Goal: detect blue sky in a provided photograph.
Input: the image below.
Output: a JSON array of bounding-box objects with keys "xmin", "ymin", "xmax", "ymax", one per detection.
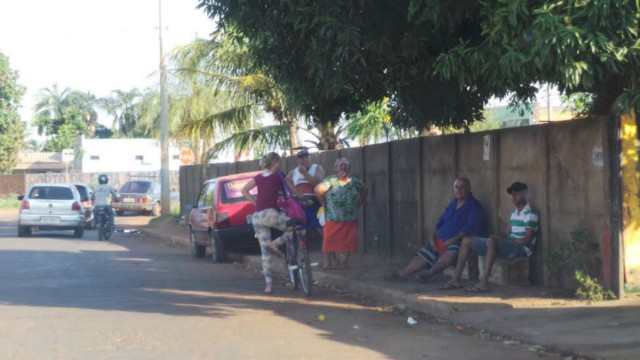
[{"xmin": 0, "ymin": 0, "xmax": 214, "ymax": 135}]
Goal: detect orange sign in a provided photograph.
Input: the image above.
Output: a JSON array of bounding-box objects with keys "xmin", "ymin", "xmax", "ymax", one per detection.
[{"xmin": 179, "ymin": 149, "xmax": 194, "ymax": 165}]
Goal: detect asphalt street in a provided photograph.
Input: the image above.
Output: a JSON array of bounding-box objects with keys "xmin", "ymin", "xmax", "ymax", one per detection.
[{"xmin": 0, "ymin": 212, "xmax": 558, "ymax": 359}]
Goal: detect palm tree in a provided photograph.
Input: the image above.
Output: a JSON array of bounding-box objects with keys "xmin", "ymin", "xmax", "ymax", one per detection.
[
  {"xmin": 134, "ymin": 88, "xmax": 162, "ymax": 138},
  {"xmin": 33, "ymin": 84, "xmax": 71, "ymax": 136},
  {"xmin": 65, "ymin": 90, "xmax": 98, "ymax": 137},
  {"xmin": 99, "ymin": 89, "xmax": 142, "ymax": 137},
  {"xmin": 171, "ymin": 37, "xmax": 302, "ymax": 155},
  {"xmin": 170, "ymin": 68, "xmax": 256, "ymax": 165},
  {"xmin": 346, "ymin": 98, "xmax": 418, "ymax": 145}
]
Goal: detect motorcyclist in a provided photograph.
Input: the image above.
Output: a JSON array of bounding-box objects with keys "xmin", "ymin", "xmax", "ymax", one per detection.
[{"xmin": 92, "ymin": 174, "xmax": 118, "ymax": 229}]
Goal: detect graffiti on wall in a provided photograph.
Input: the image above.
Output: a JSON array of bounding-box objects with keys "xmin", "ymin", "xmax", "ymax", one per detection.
[{"xmin": 25, "ymin": 171, "xmax": 180, "ymax": 192}]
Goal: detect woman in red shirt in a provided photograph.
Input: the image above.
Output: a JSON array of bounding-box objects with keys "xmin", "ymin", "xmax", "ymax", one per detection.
[{"xmin": 241, "ymin": 152, "xmax": 304, "ymax": 293}]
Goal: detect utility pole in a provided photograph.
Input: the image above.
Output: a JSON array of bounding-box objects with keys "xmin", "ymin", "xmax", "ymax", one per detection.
[{"xmin": 159, "ymin": 0, "xmax": 170, "ymax": 215}]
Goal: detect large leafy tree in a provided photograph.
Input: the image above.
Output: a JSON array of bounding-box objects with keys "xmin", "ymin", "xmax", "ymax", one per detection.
[
  {"xmin": 196, "ymin": 0, "xmax": 491, "ymax": 134},
  {"xmin": 198, "ymin": 0, "xmax": 640, "ymax": 134},
  {"xmin": 431, "ymin": 0, "xmax": 640, "ymax": 117},
  {"xmin": 0, "ymin": 52, "xmax": 26, "ymax": 173}
]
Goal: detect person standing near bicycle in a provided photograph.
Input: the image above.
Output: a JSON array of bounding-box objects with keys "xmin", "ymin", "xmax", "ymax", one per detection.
[
  {"xmin": 241, "ymin": 152, "xmax": 306, "ymax": 294},
  {"xmin": 92, "ymin": 174, "xmax": 117, "ymax": 228},
  {"xmin": 315, "ymin": 157, "xmax": 367, "ymax": 270},
  {"xmin": 286, "ymin": 149, "xmax": 325, "ymax": 242}
]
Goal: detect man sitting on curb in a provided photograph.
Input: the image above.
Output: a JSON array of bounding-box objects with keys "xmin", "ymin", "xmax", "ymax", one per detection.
[
  {"xmin": 441, "ymin": 181, "xmax": 539, "ymax": 292},
  {"xmin": 385, "ymin": 177, "xmax": 487, "ymax": 283}
]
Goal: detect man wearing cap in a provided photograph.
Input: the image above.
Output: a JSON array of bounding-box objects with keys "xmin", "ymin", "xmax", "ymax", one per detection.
[
  {"xmin": 287, "ymin": 149, "xmax": 326, "ymax": 238},
  {"xmin": 442, "ymin": 181, "xmax": 539, "ymax": 292}
]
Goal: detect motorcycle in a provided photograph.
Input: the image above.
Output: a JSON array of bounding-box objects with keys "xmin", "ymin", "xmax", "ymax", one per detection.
[{"xmin": 94, "ymin": 205, "xmax": 113, "ymax": 241}]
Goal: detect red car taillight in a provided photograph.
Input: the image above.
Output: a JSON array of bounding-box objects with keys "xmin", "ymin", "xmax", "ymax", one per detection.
[
  {"xmin": 136, "ymin": 197, "xmax": 150, "ymax": 204},
  {"xmin": 215, "ymin": 213, "xmax": 230, "ymax": 229},
  {"xmin": 71, "ymin": 202, "xmax": 81, "ymax": 211},
  {"xmin": 21, "ymin": 200, "xmax": 30, "ymax": 210}
]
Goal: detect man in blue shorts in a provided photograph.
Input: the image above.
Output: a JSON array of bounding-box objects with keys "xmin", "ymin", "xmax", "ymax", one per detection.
[
  {"xmin": 441, "ymin": 181, "xmax": 539, "ymax": 292},
  {"xmin": 385, "ymin": 177, "xmax": 487, "ymax": 282}
]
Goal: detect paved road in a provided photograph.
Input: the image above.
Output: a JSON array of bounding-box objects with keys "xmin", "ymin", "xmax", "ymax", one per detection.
[{"xmin": 0, "ymin": 212, "xmax": 558, "ymax": 359}]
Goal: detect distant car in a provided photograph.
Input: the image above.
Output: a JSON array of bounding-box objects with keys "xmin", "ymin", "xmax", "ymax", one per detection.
[
  {"xmin": 188, "ymin": 171, "xmax": 261, "ymax": 263},
  {"xmin": 17, "ymin": 183, "xmax": 85, "ymax": 238},
  {"xmin": 74, "ymin": 183, "xmax": 94, "ymax": 229},
  {"xmin": 113, "ymin": 180, "xmax": 161, "ymax": 216}
]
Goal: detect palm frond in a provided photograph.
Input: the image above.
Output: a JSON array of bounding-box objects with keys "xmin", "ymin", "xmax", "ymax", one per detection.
[
  {"xmin": 172, "ymin": 105, "xmax": 254, "ymax": 142},
  {"xmin": 205, "ymin": 125, "xmax": 291, "ymax": 163}
]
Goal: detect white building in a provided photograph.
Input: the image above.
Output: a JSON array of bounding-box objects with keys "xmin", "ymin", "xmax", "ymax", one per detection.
[{"xmin": 75, "ymin": 136, "xmax": 186, "ymax": 173}]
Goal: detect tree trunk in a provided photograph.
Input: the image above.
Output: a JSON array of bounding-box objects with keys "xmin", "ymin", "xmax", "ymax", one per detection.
[
  {"xmin": 286, "ymin": 113, "xmax": 300, "ymax": 155},
  {"xmin": 317, "ymin": 121, "xmax": 340, "ymax": 150},
  {"xmin": 198, "ymin": 138, "xmax": 210, "ymax": 184},
  {"xmin": 592, "ymin": 75, "xmax": 625, "ymax": 116}
]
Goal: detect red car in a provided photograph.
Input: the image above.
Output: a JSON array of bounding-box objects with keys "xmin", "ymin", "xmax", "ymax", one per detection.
[{"xmin": 188, "ymin": 171, "xmax": 261, "ymax": 262}]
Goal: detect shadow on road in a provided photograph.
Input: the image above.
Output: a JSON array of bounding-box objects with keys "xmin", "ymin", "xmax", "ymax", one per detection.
[{"xmin": 1, "ymin": 219, "xmax": 638, "ymax": 359}]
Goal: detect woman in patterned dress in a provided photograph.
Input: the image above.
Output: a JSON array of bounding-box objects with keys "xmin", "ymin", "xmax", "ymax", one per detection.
[{"xmin": 315, "ymin": 158, "xmax": 367, "ymax": 269}]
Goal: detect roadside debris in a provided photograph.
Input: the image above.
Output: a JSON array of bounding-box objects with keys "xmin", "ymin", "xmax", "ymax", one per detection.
[{"xmin": 113, "ymin": 228, "xmax": 140, "ymax": 234}]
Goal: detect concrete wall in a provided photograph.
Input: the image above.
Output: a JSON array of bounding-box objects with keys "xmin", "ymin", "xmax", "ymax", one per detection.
[{"xmin": 179, "ymin": 117, "xmax": 615, "ymax": 286}]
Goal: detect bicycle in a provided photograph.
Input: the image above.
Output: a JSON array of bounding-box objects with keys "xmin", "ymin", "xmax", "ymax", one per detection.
[{"xmin": 282, "ymin": 219, "xmax": 314, "ymax": 297}]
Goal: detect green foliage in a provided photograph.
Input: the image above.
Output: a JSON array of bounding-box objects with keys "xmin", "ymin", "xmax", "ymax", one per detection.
[
  {"xmin": 170, "ymin": 36, "xmax": 305, "ymax": 151},
  {"xmin": 0, "ymin": 193, "xmax": 20, "ymax": 209},
  {"xmin": 167, "ymin": 42, "xmax": 260, "ymax": 163},
  {"xmin": 197, "ymin": 0, "xmax": 489, "ymax": 132},
  {"xmin": 33, "ymin": 84, "xmax": 100, "ymax": 151},
  {"xmin": 205, "ymin": 124, "xmax": 291, "ymax": 162},
  {"xmin": 562, "ymin": 92, "xmax": 595, "ymax": 119},
  {"xmin": 444, "ymin": 109, "xmax": 503, "ymax": 134},
  {"xmin": 544, "ymin": 223, "xmax": 613, "ymax": 301},
  {"xmin": 197, "ymin": 0, "xmax": 640, "ymax": 134},
  {"xmin": 575, "ymin": 270, "xmax": 615, "ymax": 302},
  {"xmin": 99, "ymin": 89, "xmax": 144, "ymax": 137},
  {"xmin": 432, "ymin": 0, "xmax": 640, "ymax": 115},
  {"xmin": 0, "ymin": 52, "xmax": 26, "ymax": 174},
  {"xmin": 346, "ymin": 98, "xmax": 419, "ymax": 145}
]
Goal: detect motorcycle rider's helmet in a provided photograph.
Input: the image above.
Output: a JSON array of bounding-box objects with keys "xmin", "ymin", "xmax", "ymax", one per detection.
[{"xmin": 98, "ymin": 174, "xmax": 109, "ymax": 185}]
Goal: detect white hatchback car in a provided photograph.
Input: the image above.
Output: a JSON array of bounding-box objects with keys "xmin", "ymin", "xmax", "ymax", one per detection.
[{"xmin": 18, "ymin": 183, "xmax": 86, "ymax": 238}]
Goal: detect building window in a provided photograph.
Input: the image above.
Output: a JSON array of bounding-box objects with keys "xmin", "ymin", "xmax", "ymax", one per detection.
[{"xmin": 90, "ymin": 155, "xmax": 100, "ymax": 160}]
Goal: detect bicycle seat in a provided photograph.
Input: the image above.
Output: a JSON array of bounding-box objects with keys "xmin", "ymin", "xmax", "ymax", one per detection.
[{"xmin": 286, "ymin": 219, "xmax": 304, "ymax": 227}]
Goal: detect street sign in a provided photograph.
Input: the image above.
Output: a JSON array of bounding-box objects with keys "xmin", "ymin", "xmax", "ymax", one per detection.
[
  {"xmin": 179, "ymin": 148, "xmax": 194, "ymax": 165},
  {"xmin": 62, "ymin": 149, "xmax": 74, "ymax": 163}
]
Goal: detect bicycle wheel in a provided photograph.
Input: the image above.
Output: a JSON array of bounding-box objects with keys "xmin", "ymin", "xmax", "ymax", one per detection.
[
  {"xmin": 297, "ymin": 233, "xmax": 313, "ymax": 297},
  {"xmin": 284, "ymin": 240, "xmax": 300, "ymax": 290}
]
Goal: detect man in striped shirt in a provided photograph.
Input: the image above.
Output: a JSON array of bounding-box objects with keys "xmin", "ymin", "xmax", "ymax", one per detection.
[{"xmin": 441, "ymin": 181, "xmax": 539, "ymax": 292}]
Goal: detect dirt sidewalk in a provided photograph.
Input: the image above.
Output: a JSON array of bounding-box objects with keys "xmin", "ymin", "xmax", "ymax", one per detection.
[{"xmin": 141, "ymin": 218, "xmax": 640, "ymax": 360}]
